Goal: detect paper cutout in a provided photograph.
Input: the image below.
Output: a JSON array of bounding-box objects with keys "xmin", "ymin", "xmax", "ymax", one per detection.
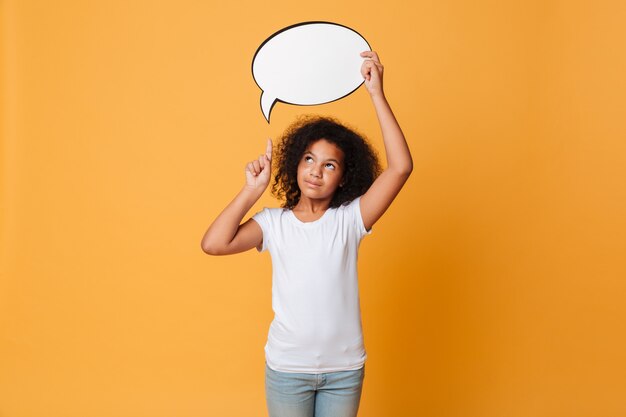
[{"xmin": 252, "ymin": 21, "xmax": 372, "ymax": 123}]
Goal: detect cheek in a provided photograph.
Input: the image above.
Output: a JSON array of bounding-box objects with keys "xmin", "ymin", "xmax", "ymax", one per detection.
[
  {"xmin": 334, "ymin": 168, "xmax": 345, "ymax": 182},
  {"xmin": 329, "ymin": 172, "xmax": 343, "ymax": 187},
  {"xmin": 296, "ymin": 164, "xmax": 306, "ymax": 178}
]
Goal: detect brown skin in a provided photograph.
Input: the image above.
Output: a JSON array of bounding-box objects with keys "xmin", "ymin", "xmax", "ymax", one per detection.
[{"xmin": 292, "ymin": 139, "xmax": 345, "ymax": 222}]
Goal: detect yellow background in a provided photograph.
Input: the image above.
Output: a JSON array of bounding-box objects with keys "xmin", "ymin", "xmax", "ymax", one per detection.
[{"xmin": 2, "ymin": 0, "xmax": 625, "ymax": 416}]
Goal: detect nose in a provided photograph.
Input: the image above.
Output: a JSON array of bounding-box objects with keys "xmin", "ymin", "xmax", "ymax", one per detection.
[{"xmin": 310, "ymin": 163, "xmax": 322, "ymax": 178}]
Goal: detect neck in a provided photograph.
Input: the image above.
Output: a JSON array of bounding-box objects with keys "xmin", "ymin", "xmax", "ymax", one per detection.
[{"xmin": 293, "ymin": 195, "xmax": 331, "ymax": 213}]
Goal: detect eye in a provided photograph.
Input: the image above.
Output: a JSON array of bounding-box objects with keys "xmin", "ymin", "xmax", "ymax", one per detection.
[
  {"xmin": 325, "ymin": 163, "xmax": 336, "ymax": 170},
  {"xmin": 304, "ymin": 156, "xmax": 313, "ymax": 163}
]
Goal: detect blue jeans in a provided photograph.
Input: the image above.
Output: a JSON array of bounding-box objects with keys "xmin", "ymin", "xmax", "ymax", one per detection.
[{"xmin": 265, "ymin": 362, "xmax": 365, "ymax": 417}]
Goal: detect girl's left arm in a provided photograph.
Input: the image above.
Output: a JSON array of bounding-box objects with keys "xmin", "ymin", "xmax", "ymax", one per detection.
[{"xmin": 359, "ymin": 51, "xmax": 413, "ymax": 230}]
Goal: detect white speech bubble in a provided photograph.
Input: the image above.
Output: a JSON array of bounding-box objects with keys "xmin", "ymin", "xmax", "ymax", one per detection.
[{"xmin": 252, "ymin": 21, "xmax": 371, "ymax": 123}]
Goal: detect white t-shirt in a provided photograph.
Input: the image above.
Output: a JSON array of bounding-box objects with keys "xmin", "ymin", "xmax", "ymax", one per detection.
[{"xmin": 252, "ymin": 196, "xmax": 371, "ymax": 373}]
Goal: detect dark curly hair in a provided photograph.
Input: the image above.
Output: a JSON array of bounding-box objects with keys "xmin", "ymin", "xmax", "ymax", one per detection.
[{"xmin": 272, "ymin": 114, "xmax": 382, "ymax": 209}]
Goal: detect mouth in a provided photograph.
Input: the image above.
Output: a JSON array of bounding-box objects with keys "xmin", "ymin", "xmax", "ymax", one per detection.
[{"xmin": 304, "ymin": 180, "xmax": 322, "ymax": 188}]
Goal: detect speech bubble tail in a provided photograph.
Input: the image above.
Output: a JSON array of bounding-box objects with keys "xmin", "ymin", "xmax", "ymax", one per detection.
[{"xmin": 260, "ymin": 92, "xmax": 277, "ymax": 123}]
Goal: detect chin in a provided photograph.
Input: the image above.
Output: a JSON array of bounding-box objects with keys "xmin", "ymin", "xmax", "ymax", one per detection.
[{"xmin": 301, "ymin": 189, "xmax": 338, "ymax": 202}]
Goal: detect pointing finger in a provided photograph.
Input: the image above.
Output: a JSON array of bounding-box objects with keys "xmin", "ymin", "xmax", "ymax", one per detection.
[{"xmin": 266, "ymin": 138, "xmax": 273, "ymax": 160}]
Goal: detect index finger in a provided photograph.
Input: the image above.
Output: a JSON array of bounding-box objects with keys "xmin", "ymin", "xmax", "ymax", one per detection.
[{"xmin": 265, "ymin": 138, "xmax": 273, "ymax": 160}]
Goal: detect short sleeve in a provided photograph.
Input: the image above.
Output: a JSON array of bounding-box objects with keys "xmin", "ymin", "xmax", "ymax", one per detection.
[
  {"xmin": 251, "ymin": 208, "xmax": 269, "ymax": 253},
  {"xmin": 350, "ymin": 196, "xmax": 372, "ymax": 239}
]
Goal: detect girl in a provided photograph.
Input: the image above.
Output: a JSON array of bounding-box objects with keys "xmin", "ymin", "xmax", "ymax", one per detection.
[{"xmin": 201, "ymin": 51, "xmax": 412, "ymax": 417}]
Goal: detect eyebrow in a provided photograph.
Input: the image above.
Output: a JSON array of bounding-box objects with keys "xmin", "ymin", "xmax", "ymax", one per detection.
[{"xmin": 304, "ymin": 151, "xmax": 341, "ymax": 164}]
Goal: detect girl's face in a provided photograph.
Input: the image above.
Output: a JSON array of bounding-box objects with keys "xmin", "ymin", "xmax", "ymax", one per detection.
[{"xmin": 296, "ymin": 139, "xmax": 345, "ymax": 202}]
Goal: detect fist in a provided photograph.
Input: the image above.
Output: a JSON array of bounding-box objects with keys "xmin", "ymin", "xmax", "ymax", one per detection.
[
  {"xmin": 245, "ymin": 138, "xmax": 273, "ymax": 192},
  {"xmin": 360, "ymin": 50, "xmax": 384, "ymax": 96}
]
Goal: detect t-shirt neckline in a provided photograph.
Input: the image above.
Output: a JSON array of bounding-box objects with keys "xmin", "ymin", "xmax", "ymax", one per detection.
[{"xmin": 287, "ymin": 206, "xmax": 333, "ymax": 227}]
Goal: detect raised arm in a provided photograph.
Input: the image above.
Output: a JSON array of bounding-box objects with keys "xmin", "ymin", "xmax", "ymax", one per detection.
[
  {"xmin": 200, "ymin": 139, "xmax": 272, "ymax": 255},
  {"xmin": 359, "ymin": 51, "xmax": 413, "ymax": 231}
]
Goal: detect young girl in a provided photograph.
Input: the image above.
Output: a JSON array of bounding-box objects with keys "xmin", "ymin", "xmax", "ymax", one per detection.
[{"xmin": 201, "ymin": 51, "xmax": 412, "ymax": 417}]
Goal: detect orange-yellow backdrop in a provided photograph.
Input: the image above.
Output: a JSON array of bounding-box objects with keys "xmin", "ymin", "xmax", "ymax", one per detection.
[{"xmin": 2, "ymin": 1, "xmax": 625, "ymax": 416}]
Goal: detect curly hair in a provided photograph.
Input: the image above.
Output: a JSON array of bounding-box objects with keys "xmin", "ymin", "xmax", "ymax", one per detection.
[{"xmin": 272, "ymin": 114, "xmax": 382, "ymax": 209}]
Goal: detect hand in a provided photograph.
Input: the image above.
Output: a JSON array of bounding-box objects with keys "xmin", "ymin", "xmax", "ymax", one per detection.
[
  {"xmin": 360, "ymin": 51, "xmax": 384, "ymax": 97},
  {"xmin": 244, "ymin": 138, "xmax": 273, "ymax": 193}
]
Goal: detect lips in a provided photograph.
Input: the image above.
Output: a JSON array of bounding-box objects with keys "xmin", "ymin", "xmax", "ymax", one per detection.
[{"xmin": 304, "ymin": 180, "xmax": 322, "ymax": 187}]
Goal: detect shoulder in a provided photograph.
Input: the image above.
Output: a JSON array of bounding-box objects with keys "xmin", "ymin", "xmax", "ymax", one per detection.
[
  {"xmin": 335, "ymin": 196, "xmax": 371, "ymax": 236},
  {"xmin": 252, "ymin": 206, "xmax": 289, "ymax": 224},
  {"xmin": 263, "ymin": 207, "xmax": 289, "ymax": 217},
  {"xmin": 254, "ymin": 206, "xmax": 287, "ymax": 215},
  {"xmin": 336, "ymin": 196, "xmax": 362, "ymax": 213},
  {"xmin": 331, "ymin": 196, "xmax": 362, "ymax": 223}
]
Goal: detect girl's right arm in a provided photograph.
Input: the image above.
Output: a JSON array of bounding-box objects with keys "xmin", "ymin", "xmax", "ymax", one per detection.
[{"xmin": 200, "ymin": 139, "xmax": 272, "ymax": 256}]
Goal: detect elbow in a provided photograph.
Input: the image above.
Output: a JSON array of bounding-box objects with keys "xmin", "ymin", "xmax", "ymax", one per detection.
[
  {"xmin": 200, "ymin": 242, "xmax": 214, "ymax": 255},
  {"xmin": 402, "ymin": 161, "xmax": 413, "ymax": 177},
  {"xmin": 201, "ymin": 241, "xmax": 225, "ymax": 256},
  {"xmin": 392, "ymin": 161, "xmax": 413, "ymax": 179}
]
